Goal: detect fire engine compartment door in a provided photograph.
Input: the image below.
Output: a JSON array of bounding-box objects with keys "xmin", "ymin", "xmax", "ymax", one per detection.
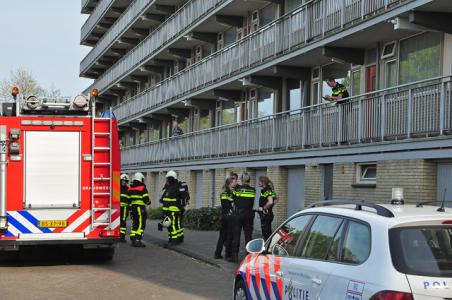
[{"xmin": 25, "ymin": 131, "xmax": 80, "ymax": 208}]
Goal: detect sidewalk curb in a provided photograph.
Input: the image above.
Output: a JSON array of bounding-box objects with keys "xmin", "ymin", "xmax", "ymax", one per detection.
[{"xmin": 143, "ymin": 233, "xmax": 236, "ymax": 274}]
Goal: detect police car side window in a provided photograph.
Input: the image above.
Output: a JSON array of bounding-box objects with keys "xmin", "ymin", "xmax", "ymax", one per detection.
[
  {"xmin": 268, "ymin": 215, "xmax": 311, "ymax": 257},
  {"xmin": 341, "ymin": 221, "xmax": 371, "ymax": 264},
  {"xmin": 301, "ymin": 215, "xmax": 344, "ymax": 260}
]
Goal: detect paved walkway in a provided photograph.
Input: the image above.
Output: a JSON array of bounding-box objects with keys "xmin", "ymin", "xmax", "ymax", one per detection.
[{"xmin": 143, "ymin": 220, "xmax": 259, "ymax": 274}]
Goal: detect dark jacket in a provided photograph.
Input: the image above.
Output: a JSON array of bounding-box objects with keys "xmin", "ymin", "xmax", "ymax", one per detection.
[
  {"xmin": 232, "ymin": 184, "xmax": 256, "ymax": 212},
  {"xmin": 259, "ymin": 186, "xmax": 276, "ymax": 211},
  {"xmin": 220, "ymin": 190, "xmax": 234, "ymax": 216},
  {"xmin": 128, "ymin": 181, "xmax": 150, "ymax": 206},
  {"xmin": 120, "ymin": 184, "xmax": 130, "ymax": 207},
  {"xmin": 161, "ymin": 181, "xmax": 182, "ymax": 213}
]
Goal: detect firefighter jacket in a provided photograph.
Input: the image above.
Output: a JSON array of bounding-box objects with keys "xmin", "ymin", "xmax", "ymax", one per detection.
[
  {"xmin": 161, "ymin": 181, "xmax": 182, "ymax": 213},
  {"xmin": 120, "ymin": 185, "xmax": 130, "ymax": 207},
  {"xmin": 128, "ymin": 181, "xmax": 151, "ymax": 206},
  {"xmin": 232, "ymin": 184, "xmax": 256, "ymax": 213}
]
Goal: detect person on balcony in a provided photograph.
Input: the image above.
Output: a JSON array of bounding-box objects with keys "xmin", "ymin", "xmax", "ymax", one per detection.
[
  {"xmin": 324, "ymin": 77, "xmax": 350, "ymax": 103},
  {"xmin": 171, "ymin": 119, "xmax": 184, "ymax": 137}
]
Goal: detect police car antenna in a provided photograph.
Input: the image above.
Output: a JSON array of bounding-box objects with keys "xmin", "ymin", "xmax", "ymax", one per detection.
[{"xmin": 438, "ymin": 188, "xmax": 447, "ymax": 212}]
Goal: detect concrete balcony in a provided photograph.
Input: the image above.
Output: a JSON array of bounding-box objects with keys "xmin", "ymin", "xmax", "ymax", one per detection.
[
  {"xmin": 120, "ymin": 76, "xmax": 452, "ymax": 168},
  {"xmin": 81, "ymin": 0, "xmax": 98, "ymax": 14},
  {"xmin": 81, "ymin": 0, "xmax": 130, "ymax": 46},
  {"xmin": 113, "ymin": 0, "xmax": 430, "ymax": 124},
  {"xmin": 80, "ymin": 0, "xmax": 162, "ymax": 76},
  {"xmin": 88, "ymin": 0, "xmax": 233, "ymax": 92}
]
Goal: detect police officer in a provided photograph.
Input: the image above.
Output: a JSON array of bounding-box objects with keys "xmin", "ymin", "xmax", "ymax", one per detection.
[
  {"xmin": 128, "ymin": 172, "xmax": 151, "ymax": 247},
  {"xmin": 257, "ymin": 176, "xmax": 276, "ymax": 241},
  {"xmin": 324, "ymin": 77, "xmax": 350, "ymax": 103},
  {"xmin": 120, "ymin": 174, "xmax": 130, "ymax": 242},
  {"xmin": 214, "ymin": 177, "xmax": 236, "ymax": 260},
  {"xmin": 231, "ymin": 172, "xmax": 256, "ymax": 262},
  {"xmin": 161, "ymin": 170, "xmax": 184, "ymax": 246}
]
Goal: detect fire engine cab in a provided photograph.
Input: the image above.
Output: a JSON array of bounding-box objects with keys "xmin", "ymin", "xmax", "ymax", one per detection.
[{"xmin": 0, "ymin": 87, "xmax": 120, "ymax": 258}]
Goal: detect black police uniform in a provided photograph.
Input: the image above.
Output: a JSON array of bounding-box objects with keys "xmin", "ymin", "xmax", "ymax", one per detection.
[
  {"xmin": 214, "ymin": 190, "xmax": 234, "ymax": 259},
  {"xmin": 332, "ymin": 82, "xmax": 350, "ymax": 101},
  {"xmin": 128, "ymin": 181, "xmax": 150, "ymax": 246},
  {"xmin": 161, "ymin": 181, "xmax": 184, "ymax": 244},
  {"xmin": 231, "ymin": 184, "xmax": 256, "ymax": 261},
  {"xmin": 120, "ymin": 184, "xmax": 130, "ymax": 240},
  {"xmin": 259, "ymin": 186, "xmax": 276, "ymax": 241}
]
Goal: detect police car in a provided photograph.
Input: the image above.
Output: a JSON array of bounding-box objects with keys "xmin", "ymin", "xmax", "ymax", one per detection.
[{"xmin": 234, "ymin": 196, "xmax": 452, "ymax": 300}]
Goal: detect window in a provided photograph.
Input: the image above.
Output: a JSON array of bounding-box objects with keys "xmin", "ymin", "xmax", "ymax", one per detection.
[
  {"xmin": 356, "ymin": 163, "xmax": 377, "ymax": 184},
  {"xmin": 386, "ymin": 60, "xmax": 398, "ymax": 88},
  {"xmin": 286, "ymin": 0, "xmax": 305, "ymax": 12},
  {"xmin": 221, "ymin": 107, "xmax": 235, "ymax": 125},
  {"xmin": 352, "ymin": 69, "xmax": 361, "ymax": 96},
  {"xmin": 381, "ymin": 41, "xmax": 396, "ymax": 59},
  {"xmin": 390, "ymin": 226, "xmax": 452, "ymax": 277},
  {"xmin": 199, "ymin": 110, "xmax": 211, "ymax": 130},
  {"xmin": 399, "ymin": 32, "xmax": 441, "ymax": 84},
  {"xmin": 235, "ymin": 105, "xmax": 241, "ymax": 123},
  {"xmin": 257, "ymin": 88, "xmax": 274, "ymax": 118},
  {"xmin": 312, "ymin": 82, "xmax": 320, "ymax": 105},
  {"xmin": 289, "ymin": 86, "xmax": 302, "ymax": 112},
  {"xmin": 301, "ymin": 215, "xmax": 344, "ymax": 260},
  {"xmin": 268, "ymin": 215, "xmax": 312, "ymax": 257},
  {"xmin": 342, "ymin": 221, "xmax": 371, "ymax": 264}
]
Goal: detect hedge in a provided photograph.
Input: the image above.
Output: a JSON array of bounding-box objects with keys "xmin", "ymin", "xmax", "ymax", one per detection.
[
  {"xmin": 148, "ymin": 207, "xmax": 164, "ymax": 220},
  {"xmin": 183, "ymin": 207, "xmax": 221, "ymax": 231}
]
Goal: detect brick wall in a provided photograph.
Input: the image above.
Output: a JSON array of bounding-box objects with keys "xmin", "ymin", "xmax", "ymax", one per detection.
[
  {"xmin": 305, "ymin": 164, "xmax": 321, "ymax": 207},
  {"xmin": 201, "ymin": 169, "xmax": 213, "ymax": 207},
  {"xmin": 333, "ymin": 159, "xmax": 437, "ymax": 204},
  {"xmin": 214, "ymin": 168, "xmax": 227, "ymax": 207},
  {"xmin": 267, "ymin": 166, "xmax": 288, "ymax": 228}
]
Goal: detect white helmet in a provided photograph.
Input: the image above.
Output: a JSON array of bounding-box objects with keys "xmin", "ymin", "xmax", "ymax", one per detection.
[
  {"xmin": 166, "ymin": 170, "xmax": 178, "ymax": 180},
  {"xmin": 161, "ymin": 216, "xmax": 171, "ymax": 228},
  {"xmin": 120, "ymin": 174, "xmax": 129, "ymax": 181},
  {"xmin": 132, "ymin": 172, "xmax": 145, "ymax": 183}
]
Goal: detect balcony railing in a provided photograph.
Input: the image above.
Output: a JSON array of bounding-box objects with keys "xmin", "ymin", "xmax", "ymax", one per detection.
[
  {"xmin": 81, "ymin": 0, "xmax": 115, "ymax": 42},
  {"xmin": 121, "ymin": 76, "xmax": 452, "ymax": 166},
  {"xmin": 113, "ymin": 0, "xmax": 411, "ymax": 123},
  {"xmin": 81, "ymin": 0, "xmax": 156, "ymax": 73},
  {"xmin": 90, "ymin": 0, "xmax": 232, "ymax": 92}
]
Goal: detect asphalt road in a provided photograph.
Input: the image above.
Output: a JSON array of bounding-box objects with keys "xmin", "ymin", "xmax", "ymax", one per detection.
[{"xmin": 0, "ymin": 241, "xmax": 233, "ymax": 300}]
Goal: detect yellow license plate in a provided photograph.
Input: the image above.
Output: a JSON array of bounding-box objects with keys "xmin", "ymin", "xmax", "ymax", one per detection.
[{"xmin": 39, "ymin": 220, "xmax": 68, "ymax": 228}]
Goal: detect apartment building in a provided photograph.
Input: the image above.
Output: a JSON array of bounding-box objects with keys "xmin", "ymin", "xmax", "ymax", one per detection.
[{"xmin": 81, "ymin": 0, "xmax": 452, "ymax": 227}]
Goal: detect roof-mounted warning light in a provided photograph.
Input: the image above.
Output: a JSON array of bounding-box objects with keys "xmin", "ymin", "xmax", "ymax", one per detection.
[
  {"xmin": 11, "ymin": 86, "xmax": 20, "ymax": 99},
  {"xmin": 391, "ymin": 187, "xmax": 404, "ymax": 205},
  {"xmin": 91, "ymin": 89, "xmax": 99, "ymax": 98}
]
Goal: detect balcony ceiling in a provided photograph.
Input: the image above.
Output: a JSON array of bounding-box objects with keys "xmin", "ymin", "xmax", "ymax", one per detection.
[{"xmin": 220, "ymin": 0, "xmax": 269, "ymax": 17}]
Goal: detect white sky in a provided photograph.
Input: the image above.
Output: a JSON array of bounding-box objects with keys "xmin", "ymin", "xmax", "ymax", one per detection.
[{"xmin": 0, "ymin": 0, "xmax": 93, "ymax": 96}]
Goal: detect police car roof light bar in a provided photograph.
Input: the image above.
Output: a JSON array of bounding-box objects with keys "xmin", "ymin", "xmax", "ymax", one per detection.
[{"xmin": 309, "ymin": 200, "xmax": 395, "ymax": 218}]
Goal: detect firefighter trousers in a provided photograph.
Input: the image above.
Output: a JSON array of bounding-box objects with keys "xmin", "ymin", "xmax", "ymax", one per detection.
[
  {"xmin": 167, "ymin": 211, "xmax": 184, "ymax": 242},
  {"xmin": 130, "ymin": 204, "xmax": 147, "ymax": 241},
  {"xmin": 120, "ymin": 204, "xmax": 129, "ymax": 237},
  {"xmin": 232, "ymin": 212, "xmax": 254, "ymax": 256},
  {"xmin": 259, "ymin": 210, "xmax": 274, "ymax": 241},
  {"xmin": 215, "ymin": 215, "xmax": 233, "ymax": 258}
]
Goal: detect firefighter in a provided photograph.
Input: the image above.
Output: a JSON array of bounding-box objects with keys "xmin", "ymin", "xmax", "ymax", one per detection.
[
  {"xmin": 120, "ymin": 174, "xmax": 130, "ymax": 242},
  {"xmin": 128, "ymin": 172, "xmax": 151, "ymax": 247},
  {"xmin": 161, "ymin": 170, "xmax": 185, "ymax": 246},
  {"xmin": 214, "ymin": 177, "xmax": 236, "ymax": 260},
  {"xmin": 257, "ymin": 176, "xmax": 277, "ymax": 241},
  {"xmin": 231, "ymin": 172, "xmax": 256, "ymax": 262}
]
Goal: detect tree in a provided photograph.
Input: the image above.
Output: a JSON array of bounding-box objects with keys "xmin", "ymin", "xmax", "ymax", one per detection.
[
  {"xmin": 45, "ymin": 83, "xmax": 62, "ymax": 99},
  {"xmin": 0, "ymin": 68, "xmax": 45, "ymax": 99}
]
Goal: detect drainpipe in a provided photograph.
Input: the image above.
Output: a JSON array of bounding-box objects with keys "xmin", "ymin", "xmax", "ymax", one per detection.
[{"xmin": 0, "ymin": 126, "xmax": 8, "ymax": 234}]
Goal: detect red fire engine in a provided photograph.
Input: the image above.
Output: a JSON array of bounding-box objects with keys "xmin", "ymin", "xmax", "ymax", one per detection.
[{"xmin": 0, "ymin": 87, "xmax": 120, "ymax": 258}]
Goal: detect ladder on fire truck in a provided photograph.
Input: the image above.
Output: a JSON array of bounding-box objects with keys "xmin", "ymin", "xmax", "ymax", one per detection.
[{"xmin": 90, "ymin": 106, "xmax": 113, "ymax": 229}]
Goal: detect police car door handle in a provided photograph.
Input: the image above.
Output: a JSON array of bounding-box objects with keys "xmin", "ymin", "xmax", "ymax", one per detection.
[
  {"xmin": 311, "ymin": 277, "xmax": 322, "ymax": 285},
  {"xmin": 276, "ymin": 271, "xmax": 284, "ymax": 277}
]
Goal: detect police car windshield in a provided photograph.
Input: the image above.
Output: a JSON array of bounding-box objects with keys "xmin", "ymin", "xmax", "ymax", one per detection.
[{"xmin": 389, "ymin": 226, "xmax": 452, "ymax": 277}]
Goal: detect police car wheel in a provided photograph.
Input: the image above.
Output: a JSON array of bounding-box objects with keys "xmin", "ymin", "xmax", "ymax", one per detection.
[{"xmin": 234, "ymin": 280, "xmax": 248, "ymax": 300}]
